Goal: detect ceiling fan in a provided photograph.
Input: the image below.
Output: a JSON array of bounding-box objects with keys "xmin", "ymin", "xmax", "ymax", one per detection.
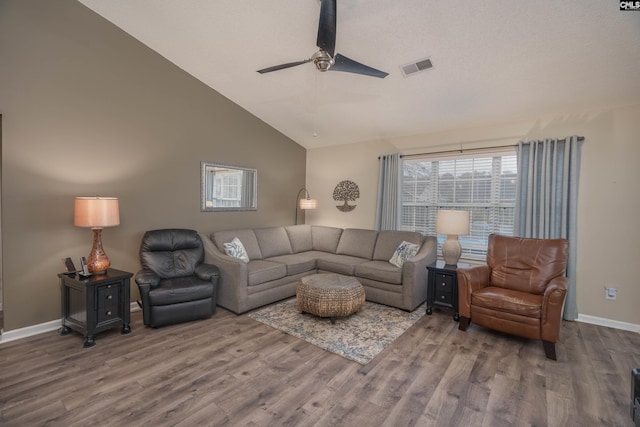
[{"xmin": 257, "ymin": 0, "xmax": 388, "ymax": 78}]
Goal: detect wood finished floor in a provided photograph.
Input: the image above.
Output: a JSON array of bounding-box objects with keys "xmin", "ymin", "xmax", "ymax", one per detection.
[{"xmin": 1, "ymin": 306, "xmax": 638, "ymax": 427}]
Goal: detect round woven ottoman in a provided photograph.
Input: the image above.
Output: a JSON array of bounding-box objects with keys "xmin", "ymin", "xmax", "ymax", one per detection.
[{"xmin": 296, "ymin": 274, "xmax": 365, "ymax": 324}]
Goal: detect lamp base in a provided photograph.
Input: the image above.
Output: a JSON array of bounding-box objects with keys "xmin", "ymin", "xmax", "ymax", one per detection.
[
  {"xmin": 87, "ymin": 228, "xmax": 111, "ymax": 275},
  {"xmin": 442, "ymin": 234, "xmax": 462, "ymax": 266}
]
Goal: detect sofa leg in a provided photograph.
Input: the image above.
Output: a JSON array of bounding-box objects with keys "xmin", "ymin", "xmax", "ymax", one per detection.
[
  {"xmin": 459, "ymin": 316, "xmax": 470, "ymax": 331},
  {"xmin": 543, "ymin": 341, "xmax": 557, "ymax": 360}
]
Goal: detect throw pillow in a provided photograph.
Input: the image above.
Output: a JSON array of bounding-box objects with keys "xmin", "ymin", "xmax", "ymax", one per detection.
[
  {"xmin": 389, "ymin": 241, "xmax": 420, "ymax": 268},
  {"xmin": 223, "ymin": 237, "xmax": 250, "ymax": 263}
]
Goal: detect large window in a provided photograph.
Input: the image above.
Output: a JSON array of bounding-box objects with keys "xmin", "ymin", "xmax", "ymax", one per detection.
[{"xmin": 401, "ymin": 151, "xmax": 517, "ymax": 260}]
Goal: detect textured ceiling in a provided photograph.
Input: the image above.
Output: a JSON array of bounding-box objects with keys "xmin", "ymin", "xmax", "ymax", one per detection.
[{"xmin": 78, "ymin": 0, "xmax": 640, "ymax": 149}]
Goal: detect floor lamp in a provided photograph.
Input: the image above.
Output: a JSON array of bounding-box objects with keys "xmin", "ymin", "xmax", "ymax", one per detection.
[{"xmin": 296, "ymin": 188, "xmax": 318, "ymax": 225}]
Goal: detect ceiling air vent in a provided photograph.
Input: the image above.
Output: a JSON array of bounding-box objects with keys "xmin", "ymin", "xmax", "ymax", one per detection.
[{"xmin": 400, "ymin": 57, "xmax": 433, "ymax": 77}]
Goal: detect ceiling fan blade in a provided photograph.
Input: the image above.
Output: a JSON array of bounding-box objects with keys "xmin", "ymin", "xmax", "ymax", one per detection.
[
  {"xmin": 330, "ymin": 54, "xmax": 388, "ymax": 78},
  {"xmin": 257, "ymin": 59, "xmax": 312, "ymax": 74},
  {"xmin": 316, "ymin": 0, "xmax": 336, "ymax": 57}
]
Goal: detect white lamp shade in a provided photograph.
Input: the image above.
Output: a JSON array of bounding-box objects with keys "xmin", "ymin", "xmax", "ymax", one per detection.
[
  {"xmin": 74, "ymin": 197, "xmax": 120, "ymax": 228},
  {"xmin": 436, "ymin": 210, "xmax": 470, "ymax": 235},
  {"xmin": 299, "ymin": 198, "xmax": 318, "ymax": 210}
]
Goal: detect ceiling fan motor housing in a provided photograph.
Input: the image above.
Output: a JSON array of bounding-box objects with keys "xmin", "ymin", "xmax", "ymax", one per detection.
[{"xmin": 312, "ymin": 50, "xmax": 334, "ymax": 72}]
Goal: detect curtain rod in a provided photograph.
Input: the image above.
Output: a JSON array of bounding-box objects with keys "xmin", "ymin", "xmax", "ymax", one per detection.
[
  {"xmin": 400, "ymin": 144, "xmax": 516, "ymax": 159},
  {"xmin": 379, "ymin": 136, "xmax": 584, "ymax": 159}
]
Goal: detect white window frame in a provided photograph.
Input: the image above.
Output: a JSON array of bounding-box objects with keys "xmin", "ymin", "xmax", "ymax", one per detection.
[{"xmin": 400, "ymin": 149, "xmax": 517, "ymax": 261}]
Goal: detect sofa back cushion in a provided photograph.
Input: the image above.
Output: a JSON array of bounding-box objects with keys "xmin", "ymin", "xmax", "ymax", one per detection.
[
  {"xmin": 285, "ymin": 225, "xmax": 313, "ymax": 253},
  {"xmin": 487, "ymin": 234, "xmax": 569, "ymax": 295},
  {"xmin": 212, "ymin": 229, "xmax": 263, "ymax": 260},
  {"xmin": 311, "ymin": 226, "xmax": 343, "ymax": 253},
  {"xmin": 336, "ymin": 228, "xmax": 378, "ymax": 259},
  {"xmin": 254, "ymin": 227, "xmax": 293, "ymax": 258},
  {"xmin": 373, "ymin": 230, "xmax": 424, "ymax": 261}
]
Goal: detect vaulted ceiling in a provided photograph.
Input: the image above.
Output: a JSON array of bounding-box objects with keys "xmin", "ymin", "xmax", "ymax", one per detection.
[{"xmin": 78, "ymin": 0, "xmax": 640, "ymax": 149}]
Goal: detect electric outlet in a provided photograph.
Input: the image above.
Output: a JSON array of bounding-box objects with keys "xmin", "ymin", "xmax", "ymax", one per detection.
[{"xmin": 605, "ymin": 287, "xmax": 617, "ymax": 300}]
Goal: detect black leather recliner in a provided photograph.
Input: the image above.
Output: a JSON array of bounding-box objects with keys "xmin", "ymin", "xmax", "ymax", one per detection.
[{"xmin": 135, "ymin": 229, "xmax": 219, "ymax": 328}]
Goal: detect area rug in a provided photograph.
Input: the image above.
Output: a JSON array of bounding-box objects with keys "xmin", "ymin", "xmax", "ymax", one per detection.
[{"xmin": 248, "ymin": 298, "xmax": 426, "ymax": 364}]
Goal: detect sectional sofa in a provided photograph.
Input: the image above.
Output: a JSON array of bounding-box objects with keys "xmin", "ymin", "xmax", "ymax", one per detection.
[{"xmin": 200, "ymin": 225, "xmax": 437, "ymax": 314}]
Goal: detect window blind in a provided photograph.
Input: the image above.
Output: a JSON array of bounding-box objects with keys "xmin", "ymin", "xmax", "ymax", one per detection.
[{"xmin": 401, "ymin": 150, "xmax": 517, "ymax": 260}]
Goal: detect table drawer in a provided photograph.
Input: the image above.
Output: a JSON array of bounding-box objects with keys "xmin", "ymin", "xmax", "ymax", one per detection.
[
  {"xmin": 435, "ymin": 273, "xmax": 454, "ymax": 292},
  {"xmin": 97, "ymin": 307, "xmax": 120, "ymax": 324},
  {"xmin": 97, "ymin": 283, "xmax": 121, "ymax": 324},
  {"xmin": 97, "ymin": 284, "xmax": 119, "ymax": 306},
  {"xmin": 434, "ymin": 291, "xmax": 454, "ymax": 307}
]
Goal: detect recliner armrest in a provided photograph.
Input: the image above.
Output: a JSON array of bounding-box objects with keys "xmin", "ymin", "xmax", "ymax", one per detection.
[
  {"xmin": 195, "ymin": 263, "xmax": 220, "ymax": 281},
  {"xmin": 135, "ymin": 269, "xmax": 161, "ymax": 288},
  {"xmin": 541, "ymin": 276, "xmax": 568, "ymax": 342},
  {"xmin": 458, "ymin": 265, "xmax": 491, "ymax": 290},
  {"xmin": 135, "ymin": 269, "xmax": 160, "ymax": 326},
  {"xmin": 457, "ymin": 265, "xmax": 491, "ymax": 318}
]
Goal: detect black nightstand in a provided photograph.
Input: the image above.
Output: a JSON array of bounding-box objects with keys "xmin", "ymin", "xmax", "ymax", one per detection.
[
  {"xmin": 426, "ymin": 261, "xmax": 468, "ymax": 321},
  {"xmin": 58, "ymin": 268, "xmax": 133, "ymax": 348}
]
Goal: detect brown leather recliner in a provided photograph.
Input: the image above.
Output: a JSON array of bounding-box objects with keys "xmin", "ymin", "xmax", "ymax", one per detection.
[{"xmin": 457, "ymin": 234, "xmax": 569, "ymax": 360}]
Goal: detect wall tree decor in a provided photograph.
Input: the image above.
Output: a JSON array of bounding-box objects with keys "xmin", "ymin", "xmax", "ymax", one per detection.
[{"xmin": 333, "ymin": 180, "xmax": 360, "ymax": 212}]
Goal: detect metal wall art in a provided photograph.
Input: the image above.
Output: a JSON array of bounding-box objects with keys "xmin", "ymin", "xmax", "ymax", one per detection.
[{"xmin": 333, "ymin": 180, "xmax": 360, "ymax": 212}]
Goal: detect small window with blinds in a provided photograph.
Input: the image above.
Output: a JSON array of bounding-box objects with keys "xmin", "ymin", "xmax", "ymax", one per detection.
[{"xmin": 401, "ymin": 150, "xmax": 517, "ymax": 260}]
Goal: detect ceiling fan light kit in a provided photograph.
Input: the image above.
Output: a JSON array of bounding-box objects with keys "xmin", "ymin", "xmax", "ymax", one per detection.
[{"xmin": 257, "ymin": 0, "xmax": 388, "ymax": 78}]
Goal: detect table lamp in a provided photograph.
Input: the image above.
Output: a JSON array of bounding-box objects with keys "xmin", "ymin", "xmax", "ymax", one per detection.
[
  {"xmin": 74, "ymin": 196, "xmax": 120, "ymax": 274},
  {"xmin": 436, "ymin": 209, "xmax": 470, "ymax": 266}
]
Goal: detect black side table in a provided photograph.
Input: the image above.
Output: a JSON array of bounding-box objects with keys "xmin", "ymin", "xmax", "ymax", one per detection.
[
  {"xmin": 58, "ymin": 268, "xmax": 133, "ymax": 348},
  {"xmin": 426, "ymin": 261, "xmax": 468, "ymax": 321}
]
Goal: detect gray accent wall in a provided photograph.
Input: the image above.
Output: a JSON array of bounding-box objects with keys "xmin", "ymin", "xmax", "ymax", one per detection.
[{"xmin": 0, "ymin": 0, "xmax": 306, "ymax": 331}]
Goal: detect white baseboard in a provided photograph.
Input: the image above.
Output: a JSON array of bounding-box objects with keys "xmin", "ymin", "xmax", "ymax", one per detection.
[
  {"xmin": 0, "ymin": 302, "xmax": 141, "ymax": 345},
  {"xmin": 577, "ymin": 313, "xmax": 640, "ymax": 333},
  {"xmin": 0, "ymin": 319, "xmax": 60, "ymax": 344},
  {"xmin": 2, "ymin": 305, "xmax": 637, "ymax": 344}
]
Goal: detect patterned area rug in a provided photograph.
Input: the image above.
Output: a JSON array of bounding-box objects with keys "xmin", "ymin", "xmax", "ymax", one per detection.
[{"xmin": 248, "ymin": 298, "xmax": 426, "ymax": 364}]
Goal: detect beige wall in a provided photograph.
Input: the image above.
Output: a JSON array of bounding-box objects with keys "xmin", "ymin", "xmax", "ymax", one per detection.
[
  {"xmin": 307, "ymin": 105, "xmax": 640, "ymax": 326},
  {"xmin": 305, "ymin": 140, "xmax": 395, "ymax": 229},
  {"xmin": 0, "ymin": 0, "xmax": 306, "ymax": 331}
]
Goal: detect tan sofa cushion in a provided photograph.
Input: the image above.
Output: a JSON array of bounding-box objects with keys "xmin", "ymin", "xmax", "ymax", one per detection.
[
  {"xmin": 266, "ymin": 253, "xmax": 317, "ymax": 275},
  {"xmin": 336, "ymin": 228, "xmax": 378, "ymax": 259},
  {"xmin": 355, "ymin": 261, "xmax": 403, "ymax": 284},
  {"xmin": 311, "ymin": 226, "xmax": 343, "ymax": 253},
  {"xmin": 316, "ymin": 253, "xmax": 369, "ymax": 275},
  {"xmin": 285, "ymin": 225, "xmax": 313, "ymax": 253},
  {"xmin": 254, "ymin": 227, "xmax": 292, "ymax": 258},
  {"xmin": 373, "ymin": 230, "xmax": 423, "ymax": 261},
  {"xmin": 247, "ymin": 260, "xmax": 287, "ymax": 286}
]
